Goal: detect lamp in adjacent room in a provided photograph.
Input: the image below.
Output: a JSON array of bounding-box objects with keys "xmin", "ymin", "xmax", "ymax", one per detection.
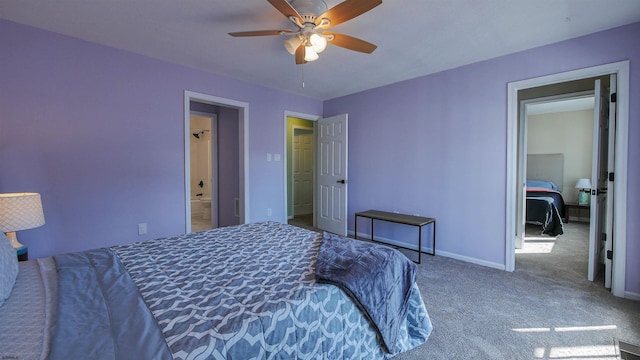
[
  {"xmin": 575, "ymin": 179, "xmax": 592, "ymax": 205},
  {"xmin": 0, "ymin": 193, "xmax": 45, "ymax": 248}
]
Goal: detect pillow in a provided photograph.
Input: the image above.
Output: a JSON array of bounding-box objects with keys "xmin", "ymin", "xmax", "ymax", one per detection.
[
  {"xmin": 526, "ymin": 179, "xmax": 559, "ymax": 191},
  {"xmin": 0, "ymin": 232, "xmax": 19, "ymax": 308}
]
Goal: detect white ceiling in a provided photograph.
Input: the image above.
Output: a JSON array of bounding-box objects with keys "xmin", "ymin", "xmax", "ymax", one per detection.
[{"xmin": 2, "ymin": 0, "xmax": 640, "ymax": 100}]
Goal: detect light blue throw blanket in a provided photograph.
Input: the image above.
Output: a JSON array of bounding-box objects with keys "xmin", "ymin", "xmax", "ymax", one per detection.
[{"xmin": 315, "ymin": 232, "xmax": 418, "ymax": 354}]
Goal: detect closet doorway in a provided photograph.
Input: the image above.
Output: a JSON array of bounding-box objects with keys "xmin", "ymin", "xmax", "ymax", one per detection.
[{"xmin": 286, "ymin": 115, "xmax": 317, "ymax": 230}]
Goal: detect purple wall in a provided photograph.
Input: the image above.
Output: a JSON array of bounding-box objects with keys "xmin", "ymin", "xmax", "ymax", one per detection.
[
  {"xmin": 1, "ymin": 18, "xmax": 638, "ymax": 295},
  {"xmin": 324, "ymin": 22, "xmax": 640, "ymax": 295},
  {"xmin": 0, "ymin": 19, "xmax": 322, "ymax": 257}
]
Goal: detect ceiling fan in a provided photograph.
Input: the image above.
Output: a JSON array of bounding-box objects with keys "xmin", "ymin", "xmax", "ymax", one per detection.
[{"xmin": 229, "ymin": 0, "xmax": 382, "ymax": 64}]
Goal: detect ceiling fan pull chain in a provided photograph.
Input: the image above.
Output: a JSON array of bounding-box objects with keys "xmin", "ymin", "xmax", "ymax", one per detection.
[{"xmin": 301, "ymin": 63, "xmax": 305, "ymax": 88}]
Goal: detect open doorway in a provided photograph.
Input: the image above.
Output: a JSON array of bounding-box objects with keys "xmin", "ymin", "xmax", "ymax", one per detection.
[
  {"xmin": 184, "ymin": 91, "xmax": 249, "ymax": 234},
  {"xmin": 189, "ymin": 112, "xmax": 218, "ymax": 232},
  {"xmin": 286, "ymin": 116, "xmax": 316, "ymax": 230},
  {"xmin": 516, "ymin": 93, "xmax": 596, "ymax": 285},
  {"xmin": 506, "ymin": 61, "xmax": 629, "ymax": 298},
  {"xmin": 283, "ymin": 111, "xmax": 349, "ymax": 236}
]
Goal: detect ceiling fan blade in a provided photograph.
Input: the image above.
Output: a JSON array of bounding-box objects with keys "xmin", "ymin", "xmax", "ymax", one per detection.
[
  {"xmin": 315, "ymin": 0, "xmax": 382, "ymax": 28},
  {"xmin": 229, "ymin": 29, "xmax": 292, "ymax": 37},
  {"xmin": 295, "ymin": 44, "xmax": 307, "ymax": 64},
  {"xmin": 267, "ymin": 0, "xmax": 304, "ymax": 24},
  {"xmin": 325, "ymin": 32, "xmax": 377, "ymax": 53}
]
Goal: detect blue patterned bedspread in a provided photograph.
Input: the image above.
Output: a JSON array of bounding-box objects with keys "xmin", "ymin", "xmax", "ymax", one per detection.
[{"xmin": 52, "ymin": 222, "xmax": 432, "ymax": 359}]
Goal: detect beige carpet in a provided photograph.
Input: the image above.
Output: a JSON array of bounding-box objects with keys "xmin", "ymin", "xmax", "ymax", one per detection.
[
  {"xmin": 393, "ymin": 221, "xmax": 640, "ymax": 359},
  {"xmin": 287, "ymin": 217, "xmax": 640, "ymax": 359}
]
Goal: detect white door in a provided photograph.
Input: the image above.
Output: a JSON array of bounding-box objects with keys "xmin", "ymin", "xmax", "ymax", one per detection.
[
  {"xmin": 588, "ymin": 78, "xmax": 612, "ymax": 282},
  {"xmin": 604, "ymin": 75, "xmax": 617, "ymax": 289},
  {"xmin": 293, "ymin": 129, "xmax": 314, "ymax": 215},
  {"xmin": 316, "ymin": 114, "xmax": 348, "ymax": 236}
]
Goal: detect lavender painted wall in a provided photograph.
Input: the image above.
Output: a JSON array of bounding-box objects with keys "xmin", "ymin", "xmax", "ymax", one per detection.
[
  {"xmin": 324, "ymin": 22, "xmax": 640, "ymax": 295},
  {"xmin": 0, "ymin": 19, "xmax": 322, "ymax": 258},
  {"xmin": 1, "ymin": 18, "xmax": 638, "ymax": 295},
  {"xmin": 218, "ymin": 106, "xmax": 240, "ymax": 227}
]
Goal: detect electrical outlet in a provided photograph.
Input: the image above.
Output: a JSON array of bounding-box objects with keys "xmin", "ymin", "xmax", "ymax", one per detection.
[
  {"xmin": 267, "ymin": 208, "xmax": 272, "ymax": 217},
  {"xmin": 138, "ymin": 223, "xmax": 147, "ymax": 235}
]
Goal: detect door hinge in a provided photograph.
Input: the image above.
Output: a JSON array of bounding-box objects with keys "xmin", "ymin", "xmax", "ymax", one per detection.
[
  {"xmin": 609, "ymin": 172, "xmax": 614, "ymax": 182},
  {"xmin": 607, "ymin": 250, "xmax": 613, "ymax": 260},
  {"xmin": 610, "ymin": 93, "xmax": 617, "ymax": 103}
]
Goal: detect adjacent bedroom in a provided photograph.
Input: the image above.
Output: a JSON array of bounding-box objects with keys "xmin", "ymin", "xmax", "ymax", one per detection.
[{"xmin": 518, "ymin": 89, "xmax": 597, "ymax": 282}]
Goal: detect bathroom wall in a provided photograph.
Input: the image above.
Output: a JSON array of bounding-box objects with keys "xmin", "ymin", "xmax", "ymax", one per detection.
[
  {"xmin": 218, "ymin": 107, "xmax": 240, "ymax": 227},
  {"xmin": 190, "ymin": 115, "xmax": 213, "ymax": 199}
]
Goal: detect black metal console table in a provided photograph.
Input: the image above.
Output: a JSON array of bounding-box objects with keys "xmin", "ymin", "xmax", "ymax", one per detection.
[{"xmin": 354, "ymin": 210, "xmax": 436, "ymax": 264}]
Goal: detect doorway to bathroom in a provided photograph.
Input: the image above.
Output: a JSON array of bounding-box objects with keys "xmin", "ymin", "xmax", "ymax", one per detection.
[
  {"xmin": 190, "ymin": 112, "xmax": 218, "ymax": 232},
  {"xmin": 184, "ymin": 91, "xmax": 247, "ymax": 234}
]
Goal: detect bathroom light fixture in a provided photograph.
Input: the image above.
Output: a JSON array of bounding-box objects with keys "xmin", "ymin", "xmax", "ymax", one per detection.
[{"xmin": 192, "ymin": 129, "xmax": 209, "ymax": 139}]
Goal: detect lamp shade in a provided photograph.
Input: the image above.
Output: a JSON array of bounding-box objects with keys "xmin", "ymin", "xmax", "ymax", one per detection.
[
  {"xmin": 0, "ymin": 193, "xmax": 45, "ymax": 232},
  {"xmin": 575, "ymin": 178, "xmax": 592, "ymax": 189},
  {"xmin": 283, "ymin": 36, "xmax": 302, "ymax": 55}
]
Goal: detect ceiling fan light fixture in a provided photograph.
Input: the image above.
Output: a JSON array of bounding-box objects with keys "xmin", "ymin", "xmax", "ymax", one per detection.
[
  {"xmin": 284, "ymin": 36, "xmax": 303, "ymax": 55},
  {"xmin": 309, "ymin": 33, "xmax": 327, "ymax": 53},
  {"xmin": 304, "ymin": 45, "xmax": 319, "ymax": 61}
]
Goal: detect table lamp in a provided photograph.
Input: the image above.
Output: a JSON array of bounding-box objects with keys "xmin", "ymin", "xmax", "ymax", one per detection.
[
  {"xmin": 575, "ymin": 179, "xmax": 592, "ymax": 205},
  {"xmin": 0, "ymin": 193, "xmax": 45, "ymax": 248}
]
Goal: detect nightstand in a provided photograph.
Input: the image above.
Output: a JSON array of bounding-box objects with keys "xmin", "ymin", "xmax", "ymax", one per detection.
[
  {"xmin": 16, "ymin": 245, "xmax": 28, "ymax": 262},
  {"xmin": 565, "ymin": 202, "xmax": 590, "ymax": 223}
]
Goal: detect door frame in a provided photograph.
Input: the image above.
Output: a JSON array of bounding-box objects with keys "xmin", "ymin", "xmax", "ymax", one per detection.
[
  {"xmin": 283, "ymin": 111, "xmax": 321, "ymax": 225},
  {"xmin": 506, "ymin": 60, "xmax": 629, "ymax": 298},
  {"xmin": 184, "ymin": 91, "xmax": 249, "ymax": 233}
]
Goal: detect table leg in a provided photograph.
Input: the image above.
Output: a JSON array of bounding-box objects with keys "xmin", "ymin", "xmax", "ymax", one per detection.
[
  {"xmin": 432, "ymin": 221, "xmax": 436, "ymax": 256},
  {"xmin": 370, "ymin": 219, "xmax": 374, "ymax": 243},
  {"xmin": 354, "ymin": 215, "xmax": 358, "ymax": 240},
  {"xmin": 418, "ymin": 225, "xmax": 422, "ymax": 264}
]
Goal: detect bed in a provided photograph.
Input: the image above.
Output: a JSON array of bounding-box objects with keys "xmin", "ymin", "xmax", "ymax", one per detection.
[
  {"xmin": 526, "ymin": 180, "xmax": 566, "ymax": 236},
  {"xmin": 0, "ymin": 221, "xmax": 432, "ymax": 359}
]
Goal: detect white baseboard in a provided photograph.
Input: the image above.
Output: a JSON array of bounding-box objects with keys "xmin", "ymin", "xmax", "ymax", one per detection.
[
  {"xmin": 435, "ymin": 250, "xmax": 506, "ymax": 271},
  {"xmin": 349, "ymin": 230, "xmax": 504, "ymax": 270},
  {"xmin": 624, "ymin": 290, "xmax": 640, "ymax": 301}
]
